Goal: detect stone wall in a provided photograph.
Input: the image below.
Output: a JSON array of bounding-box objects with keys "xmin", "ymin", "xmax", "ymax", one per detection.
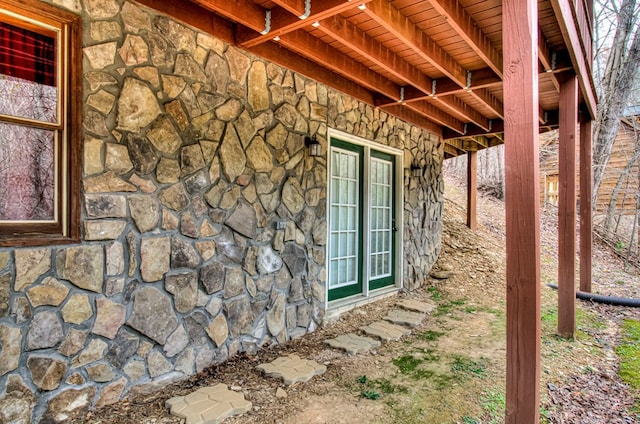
[{"xmin": 0, "ymin": 0, "xmax": 443, "ymax": 421}]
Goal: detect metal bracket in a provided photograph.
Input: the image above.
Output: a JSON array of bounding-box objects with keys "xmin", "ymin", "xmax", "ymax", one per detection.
[
  {"xmin": 260, "ymin": 10, "xmax": 272, "ymax": 35},
  {"xmin": 299, "ymin": 0, "xmax": 311, "ymax": 19},
  {"xmin": 488, "ymin": 119, "xmax": 492, "ymax": 132},
  {"xmin": 551, "ymin": 51, "xmax": 557, "ymax": 71},
  {"xmin": 399, "ymin": 86, "xmax": 405, "ymax": 102},
  {"xmin": 465, "ymin": 71, "xmax": 472, "ymax": 90},
  {"xmin": 463, "ymin": 123, "xmax": 468, "ymax": 135},
  {"xmin": 430, "ymin": 80, "xmax": 436, "ymax": 96},
  {"xmin": 544, "ymin": 111, "xmax": 548, "ymax": 124}
]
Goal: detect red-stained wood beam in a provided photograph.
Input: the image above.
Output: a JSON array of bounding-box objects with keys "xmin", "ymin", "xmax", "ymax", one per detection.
[
  {"xmin": 503, "ymin": 0, "xmax": 541, "ymax": 421},
  {"xmin": 363, "ymin": 0, "xmax": 467, "ymax": 88},
  {"xmin": 136, "ymin": 0, "xmax": 234, "ymax": 43},
  {"xmin": 549, "ymin": 0, "xmax": 597, "ymax": 118},
  {"xmin": 190, "ymin": 0, "xmax": 266, "ymax": 31},
  {"xmin": 466, "ymin": 150, "xmax": 477, "ymax": 230},
  {"xmin": 442, "ymin": 119, "xmax": 504, "ymax": 140},
  {"xmin": 557, "ymin": 73, "xmax": 578, "ymax": 339},
  {"xmin": 384, "ymin": 104, "xmax": 443, "ymax": 136},
  {"xmin": 317, "ymin": 15, "xmax": 489, "ymax": 129},
  {"xmin": 405, "ymin": 100, "xmax": 465, "ymax": 133},
  {"xmin": 539, "ymin": 28, "xmax": 561, "ymax": 92},
  {"xmin": 246, "ymin": 42, "xmax": 375, "ymax": 104},
  {"xmin": 236, "ymin": 0, "xmax": 372, "ymax": 47},
  {"xmin": 276, "ymin": 31, "xmax": 465, "ymax": 133},
  {"xmin": 277, "ymin": 30, "xmax": 399, "ymax": 100},
  {"xmin": 579, "ymin": 113, "xmax": 593, "ymax": 293},
  {"xmin": 425, "ymin": 0, "xmax": 503, "ymax": 78},
  {"xmin": 270, "ymin": 0, "xmax": 307, "ymax": 17}
]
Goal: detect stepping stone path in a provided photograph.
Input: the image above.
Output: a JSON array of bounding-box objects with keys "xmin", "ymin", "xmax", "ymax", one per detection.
[
  {"xmin": 383, "ymin": 309, "xmax": 425, "ymax": 327},
  {"xmin": 360, "ymin": 320, "xmax": 411, "ymax": 341},
  {"xmin": 256, "ymin": 354, "xmax": 327, "ymax": 385},
  {"xmin": 324, "ymin": 333, "xmax": 381, "ymax": 354},
  {"xmin": 165, "ymin": 383, "xmax": 252, "ymax": 424},
  {"xmin": 396, "ymin": 298, "xmax": 435, "ymax": 314},
  {"xmin": 167, "ymin": 299, "xmax": 436, "ymax": 422}
]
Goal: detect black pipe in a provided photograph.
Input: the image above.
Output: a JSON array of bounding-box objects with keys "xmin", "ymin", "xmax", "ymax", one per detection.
[{"xmin": 546, "ymin": 283, "xmax": 640, "ymax": 307}]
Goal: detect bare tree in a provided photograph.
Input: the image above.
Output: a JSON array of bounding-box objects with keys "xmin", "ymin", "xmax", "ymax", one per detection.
[{"xmin": 592, "ymin": 0, "xmax": 640, "ymax": 205}]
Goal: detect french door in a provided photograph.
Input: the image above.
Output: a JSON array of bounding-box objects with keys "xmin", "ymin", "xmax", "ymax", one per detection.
[{"xmin": 328, "ymin": 138, "xmax": 397, "ymax": 301}]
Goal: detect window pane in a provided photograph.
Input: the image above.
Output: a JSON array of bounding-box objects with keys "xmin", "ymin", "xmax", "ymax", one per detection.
[
  {"xmin": 0, "ymin": 122, "xmax": 55, "ymax": 220},
  {"xmin": 0, "ymin": 22, "xmax": 58, "ymax": 123}
]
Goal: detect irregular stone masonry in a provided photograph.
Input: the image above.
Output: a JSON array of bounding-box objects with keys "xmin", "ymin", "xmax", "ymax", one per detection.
[
  {"xmin": 165, "ymin": 383, "xmax": 252, "ymax": 424},
  {"xmin": 255, "ymin": 354, "xmax": 327, "ymax": 385},
  {"xmin": 323, "ymin": 333, "xmax": 382, "ymax": 355},
  {"xmin": 0, "ymin": 0, "xmax": 443, "ymax": 421}
]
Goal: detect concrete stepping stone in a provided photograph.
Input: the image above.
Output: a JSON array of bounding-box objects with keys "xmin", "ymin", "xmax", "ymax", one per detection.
[
  {"xmin": 396, "ymin": 299, "xmax": 435, "ymax": 314},
  {"xmin": 256, "ymin": 354, "xmax": 326, "ymax": 385},
  {"xmin": 165, "ymin": 383, "xmax": 252, "ymax": 424},
  {"xmin": 359, "ymin": 320, "xmax": 412, "ymax": 341},
  {"xmin": 383, "ymin": 309, "xmax": 425, "ymax": 327},
  {"xmin": 324, "ymin": 333, "xmax": 381, "ymax": 354}
]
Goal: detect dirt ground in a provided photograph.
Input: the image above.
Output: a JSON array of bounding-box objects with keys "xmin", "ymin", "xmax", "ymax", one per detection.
[{"xmin": 73, "ymin": 174, "xmax": 640, "ymax": 424}]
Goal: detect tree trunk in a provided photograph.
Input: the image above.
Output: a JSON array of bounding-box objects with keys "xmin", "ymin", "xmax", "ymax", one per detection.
[{"xmin": 592, "ymin": 0, "xmax": 640, "ymax": 205}]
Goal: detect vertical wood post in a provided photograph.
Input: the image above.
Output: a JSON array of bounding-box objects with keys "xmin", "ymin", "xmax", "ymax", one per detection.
[
  {"xmin": 558, "ymin": 74, "xmax": 578, "ymax": 338},
  {"xmin": 467, "ymin": 150, "xmax": 478, "ymax": 230},
  {"xmin": 580, "ymin": 116, "xmax": 593, "ymax": 293},
  {"xmin": 502, "ymin": 0, "xmax": 541, "ymax": 422}
]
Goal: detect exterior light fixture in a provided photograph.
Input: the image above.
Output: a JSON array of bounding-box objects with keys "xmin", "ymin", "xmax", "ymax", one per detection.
[
  {"xmin": 305, "ymin": 134, "xmax": 322, "ymax": 157},
  {"xmin": 411, "ymin": 163, "xmax": 422, "ymax": 178}
]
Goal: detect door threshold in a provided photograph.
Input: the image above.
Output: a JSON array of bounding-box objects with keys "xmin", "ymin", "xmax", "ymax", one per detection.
[{"xmin": 324, "ymin": 286, "xmax": 400, "ymax": 324}]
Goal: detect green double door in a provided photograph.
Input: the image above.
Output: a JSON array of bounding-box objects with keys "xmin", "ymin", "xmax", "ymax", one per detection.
[{"xmin": 328, "ymin": 138, "xmax": 397, "ymax": 301}]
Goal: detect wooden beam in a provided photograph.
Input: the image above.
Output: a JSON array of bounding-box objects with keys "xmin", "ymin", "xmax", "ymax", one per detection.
[
  {"xmin": 466, "ymin": 150, "xmax": 477, "ymax": 230},
  {"xmin": 503, "ymin": 0, "xmax": 541, "ymax": 421},
  {"xmin": 237, "ymin": 0, "xmax": 371, "ymax": 47},
  {"xmin": 549, "ymin": 0, "xmax": 598, "ymax": 118},
  {"xmin": 277, "ymin": 30, "xmax": 400, "ymax": 100},
  {"xmin": 364, "ymin": 0, "xmax": 467, "ymax": 87},
  {"xmin": 316, "ymin": 14, "xmax": 489, "ymax": 127},
  {"xmin": 246, "ymin": 42, "xmax": 374, "ymax": 104},
  {"xmin": 538, "ymin": 28, "xmax": 561, "ymax": 92},
  {"xmin": 135, "ymin": 0, "xmax": 234, "ymax": 43},
  {"xmin": 270, "ymin": 0, "xmax": 307, "ymax": 17},
  {"xmin": 579, "ymin": 114, "xmax": 593, "ymax": 293},
  {"xmin": 384, "ymin": 104, "xmax": 443, "ymax": 136},
  {"xmin": 405, "ymin": 100, "xmax": 465, "ymax": 134},
  {"xmin": 443, "ymin": 119, "xmax": 504, "ymax": 140},
  {"xmin": 425, "ymin": 0, "xmax": 503, "ymax": 78},
  {"xmin": 557, "ymin": 73, "xmax": 578, "ymax": 339},
  {"xmin": 190, "ymin": 0, "xmax": 266, "ymax": 31}
]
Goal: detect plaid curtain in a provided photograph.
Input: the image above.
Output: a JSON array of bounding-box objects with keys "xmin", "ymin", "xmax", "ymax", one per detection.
[{"xmin": 0, "ymin": 21, "xmax": 55, "ymax": 86}]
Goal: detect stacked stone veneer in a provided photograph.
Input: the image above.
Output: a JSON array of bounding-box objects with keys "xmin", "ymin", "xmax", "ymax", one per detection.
[{"xmin": 0, "ymin": 0, "xmax": 443, "ymax": 421}]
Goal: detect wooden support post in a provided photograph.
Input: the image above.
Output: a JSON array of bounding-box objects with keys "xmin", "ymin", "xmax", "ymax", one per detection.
[
  {"xmin": 557, "ymin": 73, "xmax": 578, "ymax": 338},
  {"xmin": 579, "ymin": 116, "xmax": 593, "ymax": 293},
  {"xmin": 467, "ymin": 151, "xmax": 478, "ymax": 230},
  {"xmin": 502, "ymin": 0, "xmax": 540, "ymax": 422}
]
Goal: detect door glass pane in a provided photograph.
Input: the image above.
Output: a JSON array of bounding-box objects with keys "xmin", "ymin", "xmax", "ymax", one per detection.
[
  {"xmin": 369, "ymin": 157, "xmax": 392, "ymax": 279},
  {"xmin": 329, "ymin": 148, "xmax": 359, "ymax": 290}
]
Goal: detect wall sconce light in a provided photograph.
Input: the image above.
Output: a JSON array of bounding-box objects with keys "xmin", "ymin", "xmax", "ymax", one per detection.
[
  {"xmin": 411, "ymin": 163, "xmax": 422, "ymax": 178},
  {"xmin": 305, "ymin": 134, "xmax": 321, "ymax": 157}
]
